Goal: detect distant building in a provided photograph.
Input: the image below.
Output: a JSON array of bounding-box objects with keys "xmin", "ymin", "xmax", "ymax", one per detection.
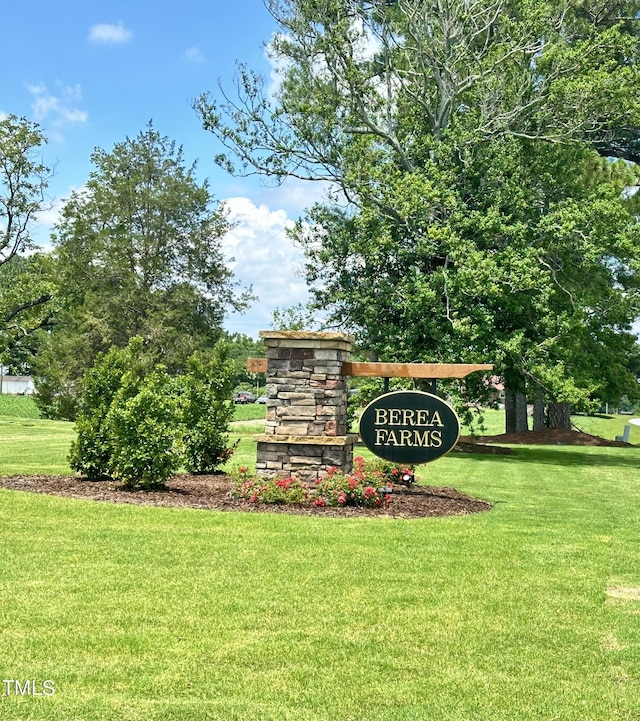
[
  {"xmin": 487, "ymin": 377, "xmax": 505, "ymax": 406},
  {"xmin": 0, "ymin": 375, "xmax": 35, "ymax": 395}
]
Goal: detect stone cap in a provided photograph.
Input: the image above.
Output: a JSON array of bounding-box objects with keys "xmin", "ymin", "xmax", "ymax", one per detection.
[
  {"xmin": 254, "ymin": 434, "xmax": 360, "ymax": 446},
  {"xmin": 259, "ymin": 330, "xmax": 355, "ymax": 343}
]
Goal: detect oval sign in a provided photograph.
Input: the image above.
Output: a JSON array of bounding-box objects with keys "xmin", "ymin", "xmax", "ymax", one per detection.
[{"xmin": 359, "ymin": 390, "xmax": 460, "ymax": 464}]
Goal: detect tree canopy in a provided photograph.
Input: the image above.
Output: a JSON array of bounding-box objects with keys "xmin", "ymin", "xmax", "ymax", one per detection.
[
  {"xmin": 0, "ymin": 115, "xmax": 55, "ymax": 367},
  {"xmin": 196, "ymin": 0, "xmax": 640, "ymax": 427},
  {"xmin": 196, "ymin": 0, "xmax": 640, "ymax": 185},
  {"xmin": 35, "ymin": 124, "xmax": 251, "ymax": 419}
]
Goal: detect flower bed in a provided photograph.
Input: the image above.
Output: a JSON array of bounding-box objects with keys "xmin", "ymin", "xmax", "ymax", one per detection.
[{"xmin": 230, "ymin": 457, "xmax": 417, "ymax": 509}]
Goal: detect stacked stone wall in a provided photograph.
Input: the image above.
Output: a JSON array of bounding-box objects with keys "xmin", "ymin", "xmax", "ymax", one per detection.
[{"xmin": 254, "ymin": 331, "xmax": 358, "ymax": 481}]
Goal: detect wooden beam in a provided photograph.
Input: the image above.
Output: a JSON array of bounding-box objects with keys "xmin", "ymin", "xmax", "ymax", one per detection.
[
  {"xmin": 341, "ymin": 362, "xmax": 493, "ymax": 379},
  {"xmin": 246, "ymin": 357, "xmax": 493, "ymax": 379},
  {"xmin": 247, "ymin": 357, "xmax": 268, "ymax": 373}
]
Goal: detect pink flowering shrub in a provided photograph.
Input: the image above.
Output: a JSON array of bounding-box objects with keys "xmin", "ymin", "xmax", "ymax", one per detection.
[
  {"xmin": 230, "ymin": 468, "xmax": 310, "ymax": 504},
  {"xmin": 372, "ymin": 460, "xmax": 416, "ymax": 486},
  {"xmin": 229, "ymin": 459, "xmax": 416, "ymax": 509},
  {"xmin": 314, "ymin": 456, "xmax": 396, "ymax": 508}
]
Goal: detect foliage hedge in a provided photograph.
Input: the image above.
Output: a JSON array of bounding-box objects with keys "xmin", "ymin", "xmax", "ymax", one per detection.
[{"xmin": 69, "ymin": 337, "xmax": 236, "ymax": 489}]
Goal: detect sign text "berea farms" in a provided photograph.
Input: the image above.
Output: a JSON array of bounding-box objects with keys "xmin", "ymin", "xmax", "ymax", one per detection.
[
  {"xmin": 359, "ymin": 391, "xmax": 460, "ymax": 464},
  {"xmin": 372, "ymin": 408, "xmax": 445, "ymax": 448}
]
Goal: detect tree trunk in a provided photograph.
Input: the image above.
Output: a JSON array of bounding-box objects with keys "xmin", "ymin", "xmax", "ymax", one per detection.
[
  {"xmin": 515, "ymin": 391, "xmax": 529, "ymax": 432},
  {"xmin": 504, "ymin": 386, "xmax": 517, "ymax": 434},
  {"xmin": 505, "ymin": 386, "xmax": 529, "ymax": 433},
  {"xmin": 532, "ymin": 389, "xmax": 545, "ymax": 431},
  {"xmin": 548, "ymin": 402, "xmax": 571, "ymax": 430}
]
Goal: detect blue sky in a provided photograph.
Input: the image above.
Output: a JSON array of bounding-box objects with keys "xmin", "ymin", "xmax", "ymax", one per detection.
[{"xmin": 2, "ymin": 0, "xmax": 321, "ymax": 338}]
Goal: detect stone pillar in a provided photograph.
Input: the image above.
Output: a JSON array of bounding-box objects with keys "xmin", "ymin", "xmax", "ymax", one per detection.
[{"xmin": 254, "ymin": 330, "xmax": 358, "ymax": 481}]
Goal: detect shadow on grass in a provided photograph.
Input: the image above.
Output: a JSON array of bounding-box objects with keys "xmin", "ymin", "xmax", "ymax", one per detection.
[
  {"xmin": 465, "ymin": 445, "xmax": 640, "ymax": 468},
  {"xmin": 573, "ymin": 413, "xmax": 615, "ymax": 421}
]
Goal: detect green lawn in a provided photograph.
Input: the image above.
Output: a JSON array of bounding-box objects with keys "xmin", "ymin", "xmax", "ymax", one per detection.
[
  {"xmin": 0, "ymin": 417, "xmax": 75, "ymax": 475},
  {"xmin": 231, "ymin": 402, "xmax": 267, "ymax": 422},
  {"xmin": 0, "ymin": 394, "xmax": 40, "ymax": 418},
  {"xmin": 0, "ymin": 406, "xmax": 639, "ymax": 719}
]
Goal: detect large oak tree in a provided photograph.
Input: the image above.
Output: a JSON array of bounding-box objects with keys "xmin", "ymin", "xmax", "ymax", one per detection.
[{"xmin": 196, "ymin": 0, "xmax": 640, "ymax": 429}]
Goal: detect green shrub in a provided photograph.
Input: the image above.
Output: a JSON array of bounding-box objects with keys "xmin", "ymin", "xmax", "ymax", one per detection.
[
  {"xmin": 69, "ymin": 337, "xmax": 238, "ymax": 488},
  {"xmin": 69, "ymin": 415, "xmax": 113, "ymax": 480},
  {"xmin": 69, "ymin": 338, "xmax": 147, "ymax": 480},
  {"xmin": 106, "ymin": 370, "xmax": 181, "ymax": 489},
  {"xmin": 180, "ymin": 346, "xmax": 237, "ymax": 473}
]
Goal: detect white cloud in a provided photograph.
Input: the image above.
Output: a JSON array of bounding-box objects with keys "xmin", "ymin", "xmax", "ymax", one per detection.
[
  {"xmin": 26, "ymin": 83, "xmax": 88, "ymax": 139},
  {"xmin": 34, "ymin": 198, "xmax": 65, "ymax": 229},
  {"xmin": 221, "ymin": 196, "xmax": 310, "ymax": 337},
  {"xmin": 183, "ymin": 46, "xmax": 205, "ymax": 63},
  {"xmin": 255, "ymin": 176, "xmax": 336, "ymax": 218},
  {"xmin": 265, "ymin": 33, "xmax": 291, "ymax": 100},
  {"xmin": 88, "ymin": 22, "xmax": 133, "ymax": 44}
]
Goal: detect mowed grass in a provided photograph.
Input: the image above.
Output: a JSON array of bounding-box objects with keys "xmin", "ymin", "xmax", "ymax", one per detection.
[
  {"xmin": 0, "ymin": 400, "xmax": 639, "ymax": 719},
  {"xmin": 0, "ymin": 416, "xmax": 76, "ymax": 475},
  {"xmin": 0, "ymin": 398, "xmax": 265, "ymax": 475},
  {"xmin": 0, "ymin": 401, "xmax": 74, "ymax": 474},
  {"xmin": 0, "ymin": 394, "xmax": 41, "ymax": 418}
]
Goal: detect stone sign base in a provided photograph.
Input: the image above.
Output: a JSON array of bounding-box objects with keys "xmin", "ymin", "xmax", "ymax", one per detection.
[
  {"xmin": 249, "ymin": 329, "xmax": 493, "ymax": 481},
  {"xmin": 255, "ymin": 434, "xmax": 359, "ymax": 482}
]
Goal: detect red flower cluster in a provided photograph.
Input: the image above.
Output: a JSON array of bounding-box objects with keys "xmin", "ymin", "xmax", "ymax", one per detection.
[
  {"xmin": 229, "ymin": 460, "xmax": 415, "ymax": 509},
  {"xmin": 313, "ymin": 457, "xmax": 392, "ymax": 508}
]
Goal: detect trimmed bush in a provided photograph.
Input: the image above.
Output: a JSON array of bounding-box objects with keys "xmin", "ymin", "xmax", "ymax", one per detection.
[
  {"xmin": 69, "ymin": 338, "xmax": 147, "ymax": 480},
  {"xmin": 69, "ymin": 336, "xmax": 238, "ymax": 488},
  {"xmin": 180, "ymin": 346, "xmax": 237, "ymax": 474},
  {"xmin": 106, "ymin": 370, "xmax": 181, "ymax": 489}
]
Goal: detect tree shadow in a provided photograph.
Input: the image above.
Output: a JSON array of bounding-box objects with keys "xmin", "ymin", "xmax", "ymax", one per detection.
[
  {"xmin": 574, "ymin": 413, "xmax": 614, "ymax": 420},
  {"xmin": 466, "ymin": 445, "xmax": 640, "ymax": 468}
]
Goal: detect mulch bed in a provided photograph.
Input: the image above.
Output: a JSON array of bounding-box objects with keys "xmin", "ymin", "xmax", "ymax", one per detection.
[
  {"xmin": 471, "ymin": 428, "xmax": 633, "ymax": 447},
  {"xmin": 0, "ymin": 473, "xmax": 492, "ymax": 518},
  {"xmin": 0, "ymin": 429, "xmax": 630, "ymax": 519},
  {"xmin": 447, "ymin": 427, "xmax": 633, "ymax": 457}
]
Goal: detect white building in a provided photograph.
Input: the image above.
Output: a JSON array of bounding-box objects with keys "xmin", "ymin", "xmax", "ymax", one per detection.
[{"xmin": 0, "ymin": 375, "xmax": 35, "ymax": 395}]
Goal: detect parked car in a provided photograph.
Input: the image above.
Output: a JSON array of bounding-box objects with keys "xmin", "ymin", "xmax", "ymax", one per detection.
[
  {"xmin": 233, "ymin": 391, "xmax": 256, "ymax": 404},
  {"xmin": 256, "ymin": 395, "xmax": 268, "ymax": 404}
]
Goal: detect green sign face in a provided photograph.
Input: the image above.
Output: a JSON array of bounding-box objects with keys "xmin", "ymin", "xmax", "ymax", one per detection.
[{"xmin": 359, "ymin": 390, "xmax": 460, "ymax": 464}]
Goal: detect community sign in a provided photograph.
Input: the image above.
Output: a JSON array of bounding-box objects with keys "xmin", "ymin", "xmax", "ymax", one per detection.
[{"xmin": 359, "ymin": 390, "xmax": 460, "ymax": 464}]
